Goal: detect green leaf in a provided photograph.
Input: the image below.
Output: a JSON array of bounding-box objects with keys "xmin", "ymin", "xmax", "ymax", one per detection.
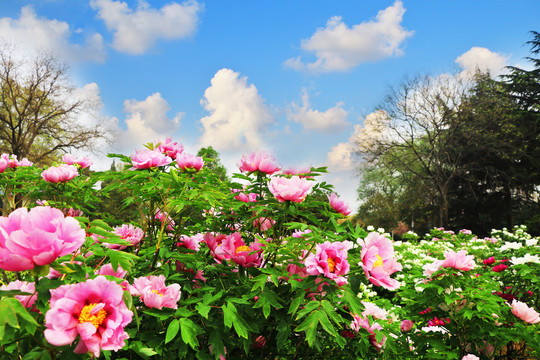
[
  {"xmin": 316, "ymin": 309, "xmax": 338, "ymax": 337},
  {"xmin": 250, "ymin": 274, "xmax": 268, "ymax": 291},
  {"xmin": 320, "ymin": 299, "xmax": 344, "ymax": 325},
  {"xmin": 90, "ymin": 219, "xmax": 115, "ymax": 231},
  {"xmin": 295, "ymin": 311, "xmax": 319, "ymax": 348},
  {"xmin": 221, "ymin": 303, "xmax": 233, "ymax": 329},
  {"xmin": 295, "ymin": 300, "xmax": 319, "ymax": 320},
  {"xmin": 165, "ymin": 319, "xmax": 180, "ymax": 344},
  {"xmin": 0, "ymin": 297, "xmax": 20, "ymax": 330},
  {"xmin": 49, "ymin": 263, "xmax": 76, "ymax": 274},
  {"xmin": 195, "ymin": 303, "xmax": 211, "ymax": 319},
  {"xmin": 208, "ymin": 330, "xmax": 225, "ymax": 359},
  {"xmin": 135, "ymin": 347, "xmax": 158, "ymax": 357},
  {"xmin": 343, "ymin": 288, "xmax": 363, "ymax": 315},
  {"xmin": 276, "ymin": 321, "xmax": 290, "ymax": 350},
  {"xmin": 203, "ymin": 290, "xmax": 223, "ymax": 305},
  {"xmin": 288, "ymin": 292, "xmax": 304, "ymax": 316},
  {"xmin": 123, "ymin": 291, "xmax": 133, "ymax": 310},
  {"xmin": 253, "ymin": 290, "xmax": 283, "ymax": 318},
  {"xmin": 179, "ymin": 318, "xmax": 200, "ymax": 349},
  {"xmin": 143, "ymin": 308, "xmax": 175, "ymax": 320},
  {"xmin": 106, "ymin": 249, "xmax": 138, "ymax": 272},
  {"xmin": 221, "ymin": 302, "xmax": 250, "ymax": 339},
  {"xmin": 0, "ymin": 297, "xmax": 38, "ymax": 339},
  {"xmin": 0, "ymin": 290, "xmax": 33, "ymax": 297}
]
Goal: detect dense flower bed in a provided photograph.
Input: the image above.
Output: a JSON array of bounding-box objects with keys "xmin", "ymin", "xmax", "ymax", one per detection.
[{"xmin": 0, "ymin": 141, "xmax": 539, "ymax": 359}]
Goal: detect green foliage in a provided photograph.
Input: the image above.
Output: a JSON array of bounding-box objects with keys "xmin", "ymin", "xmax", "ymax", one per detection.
[{"xmin": 356, "ymin": 32, "xmax": 540, "ymax": 236}]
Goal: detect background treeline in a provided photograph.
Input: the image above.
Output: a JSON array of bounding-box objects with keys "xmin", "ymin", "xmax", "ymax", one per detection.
[{"xmin": 353, "ymin": 31, "xmax": 540, "ymax": 237}]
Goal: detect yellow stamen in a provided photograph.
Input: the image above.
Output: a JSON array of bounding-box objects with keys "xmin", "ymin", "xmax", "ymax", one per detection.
[
  {"xmin": 373, "ymin": 255, "xmax": 384, "ymax": 268},
  {"xmin": 327, "ymin": 257, "xmax": 335, "ymax": 273},
  {"xmin": 151, "ymin": 289, "xmax": 164, "ymax": 296},
  {"xmin": 235, "ymin": 245, "xmax": 251, "ymax": 254},
  {"xmin": 78, "ymin": 303, "xmax": 107, "ymax": 329}
]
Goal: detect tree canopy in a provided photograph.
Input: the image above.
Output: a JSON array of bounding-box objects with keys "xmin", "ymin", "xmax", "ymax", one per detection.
[
  {"xmin": 0, "ymin": 48, "xmax": 111, "ymax": 166},
  {"xmin": 355, "ymin": 31, "xmax": 540, "ymax": 235}
]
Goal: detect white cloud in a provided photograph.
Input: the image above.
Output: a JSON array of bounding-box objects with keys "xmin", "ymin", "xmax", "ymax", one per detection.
[
  {"xmin": 69, "ymin": 82, "xmax": 119, "ymax": 171},
  {"xmin": 90, "ymin": 0, "xmax": 202, "ymax": 55},
  {"xmin": 455, "ymin": 47, "xmax": 509, "ymax": 77},
  {"xmin": 198, "ymin": 68, "xmax": 273, "ymax": 152},
  {"xmin": 326, "ymin": 110, "xmax": 389, "ymax": 171},
  {"xmin": 327, "ymin": 142, "xmax": 355, "ymax": 171},
  {"xmin": 284, "ymin": 0, "xmax": 413, "ymax": 72},
  {"xmin": 0, "ymin": 6, "xmax": 105, "ymax": 63},
  {"xmin": 288, "ymin": 89, "xmax": 349, "ymax": 132},
  {"xmin": 119, "ymin": 93, "xmax": 183, "ymax": 149}
]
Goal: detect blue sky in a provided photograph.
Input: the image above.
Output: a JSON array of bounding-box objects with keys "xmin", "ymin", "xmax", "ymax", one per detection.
[{"xmin": 1, "ymin": 0, "xmax": 538, "ymax": 211}]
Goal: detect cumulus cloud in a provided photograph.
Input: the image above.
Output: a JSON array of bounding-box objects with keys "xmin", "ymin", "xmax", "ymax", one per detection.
[
  {"xmin": 326, "ymin": 110, "xmax": 389, "ymax": 171},
  {"xmin": 284, "ymin": 0, "xmax": 413, "ymax": 72},
  {"xmin": 67, "ymin": 83, "xmax": 119, "ymax": 170},
  {"xmin": 90, "ymin": 0, "xmax": 202, "ymax": 55},
  {"xmin": 0, "ymin": 6, "xmax": 105, "ymax": 63},
  {"xmin": 288, "ymin": 89, "xmax": 349, "ymax": 132},
  {"xmin": 455, "ymin": 47, "xmax": 509, "ymax": 77},
  {"xmin": 198, "ymin": 68, "xmax": 273, "ymax": 152},
  {"xmin": 119, "ymin": 93, "xmax": 183, "ymax": 149},
  {"xmin": 327, "ymin": 141, "xmax": 356, "ymax": 171}
]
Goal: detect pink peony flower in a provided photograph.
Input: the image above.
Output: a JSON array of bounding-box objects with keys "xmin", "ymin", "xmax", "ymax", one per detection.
[
  {"xmin": 492, "ymin": 264, "xmax": 508, "ymax": 272},
  {"xmin": 7, "ymin": 155, "xmax": 18, "ymax": 168},
  {"xmin": 305, "ymin": 240, "xmax": 353, "ymax": 286},
  {"xmin": 428, "ymin": 316, "xmax": 450, "ymax": 326},
  {"xmin": 292, "ymin": 229, "xmax": 312, "ymax": 238},
  {"xmin": 362, "ymin": 301, "xmax": 387, "ymax": 320},
  {"xmin": 253, "ymin": 217, "xmax": 275, "ymax": 231},
  {"xmin": 442, "ymin": 250, "xmax": 475, "ymax": 271},
  {"xmin": 232, "ymin": 189, "xmax": 258, "ymax": 202},
  {"xmin": 95, "ymin": 263, "xmax": 127, "ymax": 279},
  {"xmin": 44, "ymin": 276, "xmax": 133, "ymax": 357},
  {"xmin": 268, "ymin": 176, "xmax": 312, "ymax": 203},
  {"xmin": 62, "ymin": 154, "xmax": 93, "ymax": 169},
  {"xmin": 282, "ymin": 166, "xmax": 313, "ymax": 178},
  {"xmin": 327, "ymin": 192, "xmax": 351, "ymax": 216},
  {"xmin": 1, "ymin": 154, "xmax": 32, "ymax": 168},
  {"xmin": 400, "ymin": 319, "xmax": 414, "ymax": 332},
  {"xmin": 213, "ymin": 232, "xmax": 264, "ymax": 268},
  {"xmin": 350, "ymin": 314, "xmax": 385, "ymax": 351},
  {"xmin": 130, "ymin": 149, "xmax": 172, "ymax": 169},
  {"xmin": 0, "ymin": 206, "xmax": 86, "ymax": 271},
  {"xmin": 130, "ymin": 275, "xmax": 181, "ymax": 310},
  {"xmin": 483, "ymin": 256, "xmax": 496, "ymax": 265},
  {"xmin": 0, "ymin": 154, "xmax": 7, "ymax": 173},
  {"xmin": 0, "ymin": 280, "xmax": 37, "ymax": 309},
  {"xmin": 358, "ymin": 232, "xmax": 402, "ymax": 290},
  {"xmin": 177, "ymin": 233, "xmax": 204, "ymax": 251},
  {"xmin": 41, "ymin": 164, "xmax": 78, "ymax": 183},
  {"xmin": 155, "ymin": 209, "xmax": 175, "ymax": 231},
  {"xmin": 423, "ymin": 260, "xmax": 444, "ymax": 277},
  {"xmin": 176, "ymin": 152, "xmax": 204, "ymax": 171},
  {"xmin": 63, "ymin": 208, "xmax": 84, "ymax": 217},
  {"xmin": 17, "ymin": 157, "xmax": 33, "ymax": 167},
  {"xmin": 237, "ymin": 151, "xmax": 280, "ymax": 174},
  {"xmin": 157, "ymin": 138, "xmax": 184, "ymax": 158},
  {"xmin": 204, "ymin": 233, "xmax": 228, "ymax": 263},
  {"xmin": 107, "ymin": 224, "xmax": 144, "ymax": 250},
  {"xmin": 511, "ymin": 300, "xmax": 540, "ymax": 324},
  {"xmin": 462, "ymin": 355, "xmax": 480, "ymax": 360}
]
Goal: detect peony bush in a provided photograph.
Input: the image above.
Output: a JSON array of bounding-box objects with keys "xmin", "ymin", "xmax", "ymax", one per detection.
[{"xmin": 0, "ymin": 141, "xmax": 538, "ymax": 359}]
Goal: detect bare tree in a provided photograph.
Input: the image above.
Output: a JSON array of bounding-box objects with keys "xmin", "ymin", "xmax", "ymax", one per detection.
[
  {"xmin": 355, "ymin": 73, "xmax": 471, "ymax": 227},
  {"xmin": 0, "ymin": 47, "xmax": 112, "ymax": 165}
]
